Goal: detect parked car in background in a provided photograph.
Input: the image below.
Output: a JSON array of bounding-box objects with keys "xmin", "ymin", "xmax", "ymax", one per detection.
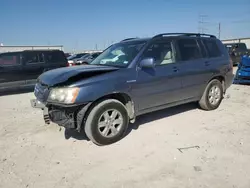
[
  {"xmin": 0, "ymin": 50, "xmax": 68, "ymax": 92},
  {"xmin": 67, "ymin": 53, "xmax": 89, "ymax": 65},
  {"xmin": 64, "ymin": 53, "xmax": 72, "ymax": 58},
  {"xmin": 31, "ymin": 33, "xmax": 233, "ymax": 146},
  {"xmin": 224, "ymin": 42, "xmax": 250, "ymax": 66},
  {"xmin": 234, "ymin": 55, "xmax": 250, "ymax": 84},
  {"xmin": 71, "ymin": 52, "xmax": 102, "ymax": 66}
]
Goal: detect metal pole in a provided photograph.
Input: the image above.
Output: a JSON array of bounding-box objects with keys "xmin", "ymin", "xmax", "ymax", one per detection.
[{"xmin": 218, "ymin": 22, "xmax": 221, "ymax": 39}]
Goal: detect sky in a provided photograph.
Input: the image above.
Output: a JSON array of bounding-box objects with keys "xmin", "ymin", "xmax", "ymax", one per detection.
[{"xmin": 0, "ymin": 0, "xmax": 249, "ymax": 52}]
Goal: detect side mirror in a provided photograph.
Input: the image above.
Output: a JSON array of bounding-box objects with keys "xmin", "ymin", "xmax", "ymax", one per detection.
[{"xmin": 140, "ymin": 58, "xmax": 156, "ymax": 68}]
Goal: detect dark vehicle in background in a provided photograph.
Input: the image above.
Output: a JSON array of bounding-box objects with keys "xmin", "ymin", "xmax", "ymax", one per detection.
[
  {"xmin": 224, "ymin": 43, "xmax": 250, "ymax": 66},
  {"xmin": 0, "ymin": 50, "xmax": 68, "ymax": 91},
  {"xmin": 72, "ymin": 52, "xmax": 102, "ymax": 65},
  {"xmin": 31, "ymin": 33, "xmax": 234, "ymax": 146}
]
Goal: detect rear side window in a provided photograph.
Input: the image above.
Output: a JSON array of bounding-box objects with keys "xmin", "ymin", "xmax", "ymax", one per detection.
[
  {"xmin": 176, "ymin": 39, "xmax": 202, "ymax": 61},
  {"xmin": 0, "ymin": 53, "xmax": 20, "ymax": 66},
  {"xmin": 203, "ymin": 39, "xmax": 222, "ymax": 58},
  {"xmin": 24, "ymin": 52, "xmax": 44, "ymax": 64},
  {"xmin": 46, "ymin": 51, "xmax": 66, "ymax": 63}
]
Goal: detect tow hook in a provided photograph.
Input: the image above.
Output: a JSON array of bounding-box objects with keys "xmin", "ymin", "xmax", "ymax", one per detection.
[{"xmin": 43, "ymin": 108, "xmax": 50, "ymax": 124}]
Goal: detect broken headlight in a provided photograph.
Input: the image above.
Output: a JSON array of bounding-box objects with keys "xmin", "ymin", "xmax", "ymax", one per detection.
[{"xmin": 48, "ymin": 87, "xmax": 79, "ymax": 104}]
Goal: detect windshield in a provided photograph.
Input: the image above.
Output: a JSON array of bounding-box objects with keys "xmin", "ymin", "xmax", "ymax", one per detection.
[
  {"xmin": 78, "ymin": 54, "xmax": 90, "ymax": 60},
  {"xmin": 89, "ymin": 41, "xmax": 146, "ymax": 67},
  {"xmin": 67, "ymin": 53, "xmax": 87, "ymax": 60}
]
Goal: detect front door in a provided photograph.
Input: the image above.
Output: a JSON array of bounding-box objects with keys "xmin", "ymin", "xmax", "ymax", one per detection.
[{"xmin": 132, "ymin": 39, "xmax": 183, "ymax": 112}]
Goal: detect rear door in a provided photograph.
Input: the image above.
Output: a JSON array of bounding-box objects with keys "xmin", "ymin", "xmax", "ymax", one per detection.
[
  {"xmin": 202, "ymin": 38, "xmax": 226, "ymax": 77},
  {"xmin": 175, "ymin": 38, "xmax": 210, "ymax": 100},
  {"xmin": 0, "ymin": 52, "xmax": 24, "ymax": 90}
]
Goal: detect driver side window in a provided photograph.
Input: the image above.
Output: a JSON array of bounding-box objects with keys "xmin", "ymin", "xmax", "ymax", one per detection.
[{"xmin": 142, "ymin": 40, "xmax": 175, "ymax": 66}]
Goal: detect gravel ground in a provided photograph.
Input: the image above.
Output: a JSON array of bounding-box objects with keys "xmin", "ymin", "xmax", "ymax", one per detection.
[{"xmin": 0, "ymin": 68, "xmax": 250, "ymax": 188}]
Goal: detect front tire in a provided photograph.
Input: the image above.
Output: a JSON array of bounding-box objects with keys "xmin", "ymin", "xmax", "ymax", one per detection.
[
  {"xmin": 199, "ymin": 79, "xmax": 223, "ymax": 111},
  {"xmin": 84, "ymin": 99, "xmax": 129, "ymax": 146}
]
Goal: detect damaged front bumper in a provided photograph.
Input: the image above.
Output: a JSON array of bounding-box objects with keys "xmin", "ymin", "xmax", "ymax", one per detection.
[
  {"xmin": 30, "ymin": 99, "xmax": 50, "ymax": 124},
  {"xmin": 30, "ymin": 99, "xmax": 91, "ymax": 131},
  {"xmin": 30, "ymin": 99, "xmax": 46, "ymax": 109}
]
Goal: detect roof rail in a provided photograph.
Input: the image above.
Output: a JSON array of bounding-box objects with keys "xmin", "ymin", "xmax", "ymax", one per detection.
[
  {"xmin": 120, "ymin": 37, "xmax": 138, "ymax": 42},
  {"xmin": 152, "ymin": 33, "xmax": 216, "ymax": 39}
]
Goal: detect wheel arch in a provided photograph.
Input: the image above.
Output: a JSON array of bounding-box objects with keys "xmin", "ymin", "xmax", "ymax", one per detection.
[
  {"xmin": 208, "ymin": 75, "xmax": 225, "ymax": 93},
  {"xmin": 77, "ymin": 92, "xmax": 135, "ymax": 131},
  {"xmin": 91, "ymin": 92, "xmax": 135, "ymax": 119}
]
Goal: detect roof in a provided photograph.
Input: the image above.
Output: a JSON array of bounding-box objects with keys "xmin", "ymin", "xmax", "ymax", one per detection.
[
  {"xmin": 222, "ymin": 37, "xmax": 250, "ymax": 41},
  {"xmin": 0, "ymin": 49, "xmax": 63, "ymax": 55},
  {"xmin": 0, "ymin": 45, "xmax": 63, "ymax": 48},
  {"xmin": 119, "ymin": 33, "xmax": 217, "ymax": 43},
  {"xmin": 120, "ymin": 37, "xmax": 151, "ymax": 43}
]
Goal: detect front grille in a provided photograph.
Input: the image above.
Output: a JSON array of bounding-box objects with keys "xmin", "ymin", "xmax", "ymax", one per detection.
[{"xmin": 34, "ymin": 83, "xmax": 49, "ymax": 102}]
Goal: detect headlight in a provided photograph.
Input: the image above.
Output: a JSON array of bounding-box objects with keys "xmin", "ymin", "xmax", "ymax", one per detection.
[{"xmin": 48, "ymin": 87, "xmax": 79, "ymax": 104}]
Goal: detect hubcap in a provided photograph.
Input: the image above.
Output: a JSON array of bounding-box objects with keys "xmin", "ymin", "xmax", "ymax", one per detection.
[
  {"xmin": 98, "ymin": 109, "xmax": 123, "ymax": 138},
  {"xmin": 208, "ymin": 85, "xmax": 221, "ymax": 105}
]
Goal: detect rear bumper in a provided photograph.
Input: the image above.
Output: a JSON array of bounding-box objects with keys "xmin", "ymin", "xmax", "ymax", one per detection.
[
  {"xmin": 225, "ymin": 73, "xmax": 234, "ymax": 90},
  {"xmin": 233, "ymin": 79, "xmax": 250, "ymax": 84},
  {"xmin": 234, "ymin": 67, "xmax": 250, "ymax": 84}
]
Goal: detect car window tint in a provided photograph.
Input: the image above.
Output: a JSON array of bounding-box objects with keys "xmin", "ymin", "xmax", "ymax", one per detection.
[
  {"xmin": 142, "ymin": 40, "xmax": 175, "ymax": 66},
  {"xmin": 203, "ymin": 39, "xmax": 222, "ymax": 58},
  {"xmin": 24, "ymin": 52, "xmax": 41, "ymax": 64},
  {"xmin": 197, "ymin": 40, "xmax": 207, "ymax": 58},
  {"xmin": 46, "ymin": 51, "xmax": 66, "ymax": 63},
  {"xmin": 0, "ymin": 53, "xmax": 20, "ymax": 66},
  {"xmin": 177, "ymin": 39, "xmax": 202, "ymax": 61}
]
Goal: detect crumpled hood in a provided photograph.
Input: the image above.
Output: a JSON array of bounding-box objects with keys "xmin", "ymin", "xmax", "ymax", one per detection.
[{"xmin": 38, "ymin": 65, "xmax": 119, "ymax": 86}]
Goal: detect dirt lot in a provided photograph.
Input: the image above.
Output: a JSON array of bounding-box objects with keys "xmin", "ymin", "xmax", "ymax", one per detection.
[{"xmin": 1, "ymin": 69, "xmax": 250, "ymax": 188}]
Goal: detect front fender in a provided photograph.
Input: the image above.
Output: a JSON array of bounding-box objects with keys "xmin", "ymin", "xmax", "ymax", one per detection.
[{"xmin": 75, "ymin": 80, "xmax": 131, "ymax": 104}]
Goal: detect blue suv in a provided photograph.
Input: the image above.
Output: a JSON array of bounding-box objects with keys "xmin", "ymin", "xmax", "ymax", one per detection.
[{"xmin": 31, "ymin": 33, "xmax": 234, "ymax": 145}]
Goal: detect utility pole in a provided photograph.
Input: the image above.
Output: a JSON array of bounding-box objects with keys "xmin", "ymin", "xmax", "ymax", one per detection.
[{"xmin": 198, "ymin": 14, "xmax": 208, "ymax": 33}]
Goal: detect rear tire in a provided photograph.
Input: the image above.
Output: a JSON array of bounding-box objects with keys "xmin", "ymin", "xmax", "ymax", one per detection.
[
  {"xmin": 199, "ymin": 79, "xmax": 223, "ymax": 111},
  {"xmin": 84, "ymin": 99, "xmax": 129, "ymax": 146}
]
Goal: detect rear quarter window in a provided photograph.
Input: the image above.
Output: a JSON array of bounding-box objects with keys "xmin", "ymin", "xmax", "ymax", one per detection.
[
  {"xmin": 45, "ymin": 51, "xmax": 67, "ymax": 63},
  {"xmin": 0, "ymin": 53, "xmax": 20, "ymax": 66},
  {"xmin": 202, "ymin": 39, "xmax": 223, "ymax": 58}
]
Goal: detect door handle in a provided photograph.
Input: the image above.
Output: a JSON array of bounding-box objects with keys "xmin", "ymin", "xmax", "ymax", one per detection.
[
  {"xmin": 173, "ymin": 67, "xmax": 179, "ymax": 72},
  {"xmin": 205, "ymin": 61, "xmax": 210, "ymax": 66}
]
